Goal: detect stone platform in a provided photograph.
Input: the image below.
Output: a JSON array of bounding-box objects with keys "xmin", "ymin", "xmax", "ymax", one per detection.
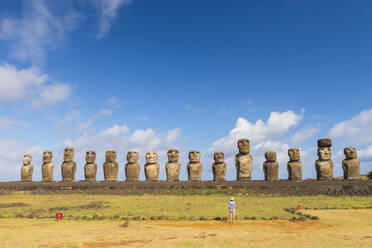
[{"xmin": 0, "ymin": 180, "xmax": 371, "ymax": 196}]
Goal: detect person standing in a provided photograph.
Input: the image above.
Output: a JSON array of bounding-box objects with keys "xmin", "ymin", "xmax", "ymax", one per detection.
[{"xmin": 228, "ymin": 197, "xmax": 236, "ymax": 223}]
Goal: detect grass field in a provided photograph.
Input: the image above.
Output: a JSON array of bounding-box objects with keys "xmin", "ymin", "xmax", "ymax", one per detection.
[{"xmin": 0, "ymin": 193, "xmax": 371, "ymax": 247}]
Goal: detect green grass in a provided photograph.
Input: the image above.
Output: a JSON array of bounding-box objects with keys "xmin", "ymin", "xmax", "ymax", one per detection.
[{"xmin": 0, "ymin": 192, "xmax": 371, "ymax": 220}]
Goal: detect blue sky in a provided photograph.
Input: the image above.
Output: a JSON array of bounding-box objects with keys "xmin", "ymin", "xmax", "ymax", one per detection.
[{"xmin": 0, "ymin": 0, "xmax": 371, "ymax": 181}]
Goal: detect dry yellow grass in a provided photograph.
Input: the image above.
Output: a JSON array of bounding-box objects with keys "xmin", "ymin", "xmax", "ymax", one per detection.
[{"xmin": 0, "ymin": 209, "xmax": 371, "ymax": 248}]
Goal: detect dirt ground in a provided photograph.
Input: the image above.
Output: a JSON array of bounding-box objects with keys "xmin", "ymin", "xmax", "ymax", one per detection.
[{"xmin": 0, "ymin": 209, "xmax": 371, "ymax": 248}]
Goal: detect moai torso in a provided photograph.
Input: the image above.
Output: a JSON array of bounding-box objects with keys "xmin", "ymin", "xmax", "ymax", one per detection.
[
  {"xmin": 145, "ymin": 152, "xmax": 160, "ymax": 181},
  {"xmin": 125, "ymin": 151, "xmax": 140, "ymax": 181},
  {"xmin": 342, "ymin": 147, "xmax": 360, "ymax": 180},
  {"xmin": 315, "ymin": 139, "xmax": 333, "ymax": 180},
  {"xmin": 84, "ymin": 150, "xmax": 97, "ymax": 181},
  {"xmin": 287, "ymin": 148, "xmax": 302, "ymax": 180},
  {"xmin": 187, "ymin": 150, "xmax": 202, "ymax": 181},
  {"xmin": 212, "ymin": 152, "xmax": 226, "ymax": 181},
  {"xmin": 21, "ymin": 155, "xmax": 33, "ymax": 181},
  {"xmin": 61, "ymin": 147, "xmax": 77, "ymax": 182},
  {"xmin": 263, "ymin": 151, "xmax": 279, "ymax": 181},
  {"xmin": 103, "ymin": 150, "xmax": 119, "ymax": 181},
  {"xmin": 165, "ymin": 149, "xmax": 180, "ymax": 181},
  {"xmin": 42, "ymin": 151, "xmax": 54, "ymax": 182},
  {"xmin": 235, "ymin": 139, "xmax": 252, "ymax": 180}
]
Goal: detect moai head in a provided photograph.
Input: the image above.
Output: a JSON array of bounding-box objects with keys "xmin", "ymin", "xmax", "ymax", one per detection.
[
  {"xmin": 167, "ymin": 149, "xmax": 179, "ymax": 163},
  {"xmin": 42, "ymin": 151, "xmax": 52, "ymax": 163},
  {"xmin": 106, "ymin": 150, "xmax": 116, "ymax": 162},
  {"xmin": 318, "ymin": 147, "xmax": 331, "ymax": 160},
  {"xmin": 23, "ymin": 154, "xmax": 32, "ymax": 165},
  {"xmin": 288, "ymin": 148, "xmax": 300, "ymax": 161},
  {"xmin": 344, "ymin": 147, "xmax": 357, "ymax": 159},
  {"xmin": 146, "ymin": 152, "xmax": 158, "ymax": 164},
  {"xmin": 63, "ymin": 147, "xmax": 74, "ymax": 162},
  {"xmin": 238, "ymin": 139, "xmax": 250, "ymax": 154},
  {"xmin": 189, "ymin": 150, "xmax": 201, "ymax": 163},
  {"xmin": 85, "ymin": 150, "xmax": 96, "ymax": 163},
  {"xmin": 265, "ymin": 151, "xmax": 277, "ymax": 162},
  {"xmin": 214, "ymin": 152, "xmax": 225, "ymax": 163},
  {"xmin": 127, "ymin": 151, "xmax": 139, "ymax": 163}
]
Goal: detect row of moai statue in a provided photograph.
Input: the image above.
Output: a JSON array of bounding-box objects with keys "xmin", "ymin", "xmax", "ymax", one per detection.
[{"xmin": 21, "ymin": 138, "xmax": 361, "ymax": 182}]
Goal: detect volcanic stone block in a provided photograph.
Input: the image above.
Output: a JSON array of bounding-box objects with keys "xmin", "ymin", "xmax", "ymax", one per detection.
[
  {"xmin": 287, "ymin": 148, "xmax": 302, "ymax": 180},
  {"xmin": 318, "ymin": 138, "xmax": 332, "ymax": 148},
  {"xmin": 263, "ymin": 151, "xmax": 279, "ymax": 181},
  {"xmin": 165, "ymin": 149, "xmax": 181, "ymax": 181},
  {"xmin": 61, "ymin": 147, "xmax": 77, "ymax": 182},
  {"xmin": 103, "ymin": 150, "xmax": 119, "ymax": 181},
  {"xmin": 144, "ymin": 152, "xmax": 160, "ymax": 181},
  {"xmin": 125, "ymin": 151, "xmax": 140, "ymax": 181},
  {"xmin": 42, "ymin": 151, "xmax": 54, "ymax": 182},
  {"xmin": 315, "ymin": 145, "xmax": 333, "ymax": 180},
  {"xmin": 84, "ymin": 150, "xmax": 97, "ymax": 181},
  {"xmin": 212, "ymin": 152, "xmax": 226, "ymax": 181},
  {"xmin": 187, "ymin": 150, "xmax": 202, "ymax": 181}
]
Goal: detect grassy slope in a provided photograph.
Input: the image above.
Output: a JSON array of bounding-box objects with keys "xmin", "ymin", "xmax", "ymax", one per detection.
[{"xmin": 0, "ymin": 193, "xmax": 371, "ymax": 220}]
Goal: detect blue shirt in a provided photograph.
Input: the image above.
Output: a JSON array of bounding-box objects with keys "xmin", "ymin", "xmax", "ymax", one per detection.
[{"xmin": 228, "ymin": 200, "xmax": 235, "ymax": 209}]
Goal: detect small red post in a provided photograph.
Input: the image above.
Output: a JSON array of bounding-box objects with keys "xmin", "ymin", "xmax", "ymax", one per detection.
[
  {"xmin": 297, "ymin": 205, "xmax": 301, "ymax": 211},
  {"xmin": 56, "ymin": 213, "xmax": 63, "ymax": 220}
]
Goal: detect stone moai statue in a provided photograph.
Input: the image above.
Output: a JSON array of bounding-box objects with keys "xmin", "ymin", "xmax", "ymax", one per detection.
[
  {"xmin": 235, "ymin": 139, "xmax": 252, "ymax": 180},
  {"xmin": 84, "ymin": 150, "xmax": 97, "ymax": 181},
  {"xmin": 103, "ymin": 150, "xmax": 119, "ymax": 181},
  {"xmin": 342, "ymin": 147, "xmax": 360, "ymax": 180},
  {"xmin": 21, "ymin": 154, "xmax": 34, "ymax": 181},
  {"xmin": 144, "ymin": 152, "xmax": 160, "ymax": 181},
  {"xmin": 187, "ymin": 150, "xmax": 202, "ymax": 181},
  {"xmin": 61, "ymin": 147, "xmax": 77, "ymax": 182},
  {"xmin": 165, "ymin": 149, "xmax": 181, "ymax": 181},
  {"xmin": 263, "ymin": 151, "xmax": 279, "ymax": 181},
  {"xmin": 287, "ymin": 148, "xmax": 302, "ymax": 180},
  {"xmin": 315, "ymin": 138, "xmax": 333, "ymax": 180},
  {"xmin": 212, "ymin": 152, "xmax": 226, "ymax": 181},
  {"xmin": 41, "ymin": 151, "xmax": 54, "ymax": 181},
  {"xmin": 125, "ymin": 151, "xmax": 140, "ymax": 181}
]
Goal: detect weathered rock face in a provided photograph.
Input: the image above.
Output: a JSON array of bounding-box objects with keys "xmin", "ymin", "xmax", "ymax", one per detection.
[
  {"xmin": 187, "ymin": 150, "xmax": 202, "ymax": 181},
  {"xmin": 287, "ymin": 148, "xmax": 302, "ymax": 180},
  {"xmin": 342, "ymin": 147, "xmax": 360, "ymax": 180},
  {"xmin": 42, "ymin": 151, "xmax": 54, "ymax": 182},
  {"xmin": 61, "ymin": 147, "xmax": 77, "ymax": 182},
  {"xmin": 21, "ymin": 155, "xmax": 33, "ymax": 181},
  {"xmin": 145, "ymin": 152, "xmax": 160, "ymax": 181},
  {"xmin": 103, "ymin": 150, "xmax": 119, "ymax": 181},
  {"xmin": 166, "ymin": 149, "xmax": 180, "ymax": 181},
  {"xmin": 263, "ymin": 151, "xmax": 279, "ymax": 181},
  {"xmin": 315, "ymin": 139, "xmax": 333, "ymax": 180},
  {"xmin": 212, "ymin": 152, "xmax": 226, "ymax": 181},
  {"xmin": 235, "ymin": 139, "xmax": 252, "ymax": 180},
  {"xmin": 84, "ymin": 150, "xmax": 97, "ymax": 181},
  {"xmin": 125, "ymin": 151, "xmax": 140, "ymax": 181}
]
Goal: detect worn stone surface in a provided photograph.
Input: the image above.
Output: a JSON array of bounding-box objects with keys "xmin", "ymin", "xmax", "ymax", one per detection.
[
  {"xmin": 212, "ymin": 152, "xmax": 226, "ymax": 181},
  {"xmin": 287, "ymin": 148, "xmax": 302, "ymax": 180},
  {"xmin": 21, "ymin": 155, "xmax": 33, "ymax": 181},
  {"xmin": 61, "ymin": 148, "xmax": 77, "ymax": 182},
  {"xmin": 315, "ymin": 147, "xmax": 333, "ymax": 180},
  {"xmin": 187, "ymin": 150, "xmax": 202, "ymax": 181},
  {"xmin": 145, "ymin": 152, "xmax": 160, "ymax": 181},
  {"xmin": 235, "ymin": 139, "xmax": 252, "ymax": 180},
  {"xmin": 84, "ymin": 151, "xmax": 97, "ymax": 181},
  {"xmin": 103, "ymin": 151, "xmax": 119, "ymax": 181},
  {"xmin": 165, "ymin": 149, "xmax": 180, "ymax": 181},
  {"xmin": 125, "ymin": 151, "xmax": 140, "ymax": 181},
  {"xmin": 318, "ymin": 138, "xmax": 332, "ymax": 148},
  {"xmin": 263, "ymin": 151, "xmax": 279, "ymax": 181},
  {"xmin": 342, "ymin": 147, "xmax": 360, "ymax": 180},
  {"xmin": 41, "ymin": 151, "xmax": 54, "ymax": 182}
]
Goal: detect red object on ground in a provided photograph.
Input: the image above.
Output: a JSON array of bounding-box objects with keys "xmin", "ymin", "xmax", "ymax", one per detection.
[
  {"xmin": 297, "ymin": 205, "xmax": 301, "ymax": 210},
  {"xmin": 56, "ymin": 213, "xmax": 63, "ymax": 220}
]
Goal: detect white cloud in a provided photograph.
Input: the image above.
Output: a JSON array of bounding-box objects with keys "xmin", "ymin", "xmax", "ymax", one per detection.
[
  {"xmin": 0, "ymin": 117, "xmax": 29, "ymax": 129},
  {"xmin": 329, "ymin": 109, "xmax": 372, "ymax": 145},
  {"xmin": 0, "ymin": 63, "xmax": 72, "ymax": 108},
  {"xmin": 291, "ymin": 127, "xmax": 320, "ymax": 145},
  {"xmin": 0, "ymin": 0, "xmax": 82, "ymax": 64},
  {"xmin": 94, "ymin": 0, "xmax": 133, "ymax": 38}
]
